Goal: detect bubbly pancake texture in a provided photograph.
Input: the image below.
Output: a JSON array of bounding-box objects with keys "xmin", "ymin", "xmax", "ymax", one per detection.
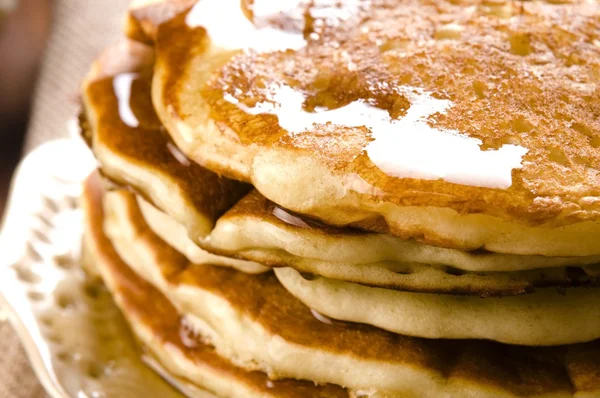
[
  {"xmin": 81, "ymin": 40, "xmax": 251, "ymax": 239},
  {"xmin": 103, "ymin": 188, "xmax": 600, "ymax": 397},
  {"xmin": 82, "ymin": 174, "xmax": 348, "ymax": 398},
  {"xmin": 137, "ymin": 0, "xmax": 600, "ymax": 255}
]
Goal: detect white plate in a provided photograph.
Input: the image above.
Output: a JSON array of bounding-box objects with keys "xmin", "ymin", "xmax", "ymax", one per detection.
[{"xmin": 0, "ymin": 139, "xmax": 211, "ymax": 398}]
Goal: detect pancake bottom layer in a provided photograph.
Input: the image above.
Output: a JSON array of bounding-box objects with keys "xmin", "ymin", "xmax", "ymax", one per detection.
[
  {"xmin": 101, "ymin": 187, "xmax": 600, "ymax": 397},
  {"xmin": 82, "ymin": 173, "xmax": 348, "ymax": 398}
]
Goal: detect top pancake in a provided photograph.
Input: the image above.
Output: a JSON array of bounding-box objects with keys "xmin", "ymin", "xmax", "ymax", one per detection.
[{"xmin": 131, "ymin": 0, "xmax": 600, "ymax": 256}]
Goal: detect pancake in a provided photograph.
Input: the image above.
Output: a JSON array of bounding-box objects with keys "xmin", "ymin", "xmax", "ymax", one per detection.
[
  {"xmin": 81, "ymin": 39, "xmax": 252, "ymax": 240},
  {"xmin": 136, "ymin": 194, "xmax": 267, "ymax": 274},
  {"xmin": 80, "ymin": 41, "xmax": 266, "ymax": 273},
  {"xmin": 114, "ymin": 189, "xmax": 600, "ymax": 346},
  {"xmin": 79, "ymin": 2, "xmax": 600, "ymax": 397},
  {"xmin": 82, "ymin": 173, "xmax": 348, "ymax": 398},
  {"xmin": 275, "ymin": 267, "xmax": 600, "ymax": 346},
  {"xmin": 80, "ymin": 39, "xmax": 266, "ymax": 275},
  {"xmin": 199, "ymin": 191, "xmax": 600, "ymax": 295},
  {"xmin": 137, "ymin": 193, "xmax": 600, "ymax": 296},
  {"xmin": 79, "ymin": 40, "xmax": 600, "ymax": 296},
  {"xmin": 133, "ymin": 0, "xmax": 600, "ymax": 256},
  {"xmin": 102, "ymin": 188, "xmax": 600, "ymax": 396}
]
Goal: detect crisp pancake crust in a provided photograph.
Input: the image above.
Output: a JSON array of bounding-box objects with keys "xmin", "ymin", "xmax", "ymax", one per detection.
[
  {"xmin": 138, "ymin": 0, "xmax": 600, "ymax": 255},
  {"xmin": 81, "ymin": 41, "xmax": 251, "ymax": 237}
]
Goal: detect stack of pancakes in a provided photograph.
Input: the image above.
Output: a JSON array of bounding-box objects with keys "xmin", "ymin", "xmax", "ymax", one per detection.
[{"xmin": 80, "ymin": 0, "xmax": 600, "ymax": 396}]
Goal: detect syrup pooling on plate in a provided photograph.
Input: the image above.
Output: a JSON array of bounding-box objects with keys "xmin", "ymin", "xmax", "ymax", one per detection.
[{"xmin": 226, "ymin": 84, "xmax": 528, "ymax": 189}]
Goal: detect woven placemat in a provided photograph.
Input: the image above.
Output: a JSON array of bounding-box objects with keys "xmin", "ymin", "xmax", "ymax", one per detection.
[{"xmin": 6, "ymin": 1, "xmax": 128, "ymax": 397}]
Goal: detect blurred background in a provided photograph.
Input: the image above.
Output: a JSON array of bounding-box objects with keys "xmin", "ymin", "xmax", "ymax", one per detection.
[
  {"xmin": 0, "ymin": 2, "xmax": 128, "ymax": 396},
  {"xmin": 0, "ymin": 0, "xmax": 128, "ymax": 215},
  {"xmin": 0, "ymin": 0, "xmax": 52, "ymax": 214}
]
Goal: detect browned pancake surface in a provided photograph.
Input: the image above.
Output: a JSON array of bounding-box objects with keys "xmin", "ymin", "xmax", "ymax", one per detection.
[
  {"xmin": 83, "ymin": 173, "xmax": 348, "ymax": 398},
  {"xmin": 116, "ymin": 190, "xmax": 600, "ymax": 397},
  {"xmin": 84, "ymin": 42, "xmax": 250, "ymax": 225},
  {"xmin": 147, "ymin": 0, "xmax": 600, "ymax": 232}
]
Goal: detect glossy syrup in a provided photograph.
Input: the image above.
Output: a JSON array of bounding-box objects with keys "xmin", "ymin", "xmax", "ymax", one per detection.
[
  {"xmin": 269, "ymin": 201, "xmax": 367, "ymax": 235},
  {"xmin": 177, "ymin": 0, "xmax": 536, "ymax": 192},
  {"xmin": 185, "ymin": 0, "xmax": 307, "ymax": 52},
  {"xmin": 184, "ymin": 0, "xmax": 371, "ymax": 53},
  {"xmin": 225, "ymin": 84, "xmax": 528, "ymax": 189},
  {"xmin": 113, "ymin": 73, "xmax": 141, "ymax": 128},
  {"xmin": 272, "ymin": 205, "xmax": 311, "ymax": 228}
]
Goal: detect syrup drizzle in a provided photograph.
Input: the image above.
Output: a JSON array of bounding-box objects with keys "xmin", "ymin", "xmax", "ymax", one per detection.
[
  {"xmin": 185, "ymin": 0, "xmax": 367, "ymax": 53},
  {"xmin": 166, "ymin": 142, "xmax": 192, "ymax": 167},
  {"xmin": 226, "ymin": 84, "xmax": 528, "ymax": 189},
  {"xmin": 112, "ymin": 73, "xmax": 194, "ymax": 167},
  {"xmin": 365, "ymin": 88, "xmax": 529, "ymax": 189},
  {"xmin": 113, "ymin": 73, "xmax": 140, "ymax": 128},
  {"xmin": 310, "ymin": 308, "xmax": 334, "ymax": 325},
  {"xmin": 272, "ymin": 206, "xmax": 310, "ymax": 228},
  {"xmin": 186, "ymin": 0, "xmax": 307, "ymax": 52}
]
